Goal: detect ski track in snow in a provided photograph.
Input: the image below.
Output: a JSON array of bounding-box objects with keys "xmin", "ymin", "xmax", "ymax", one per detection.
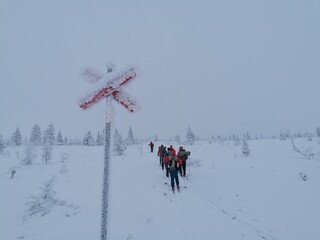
[{"xmin": 1, "ymin": 139, "xmax": 320, "ymax": 240}]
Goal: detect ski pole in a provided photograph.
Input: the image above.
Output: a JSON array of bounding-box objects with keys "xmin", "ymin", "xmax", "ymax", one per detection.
[{"xmin": 187, "ymin": 158, "xmax": 192, "ymax": 175}]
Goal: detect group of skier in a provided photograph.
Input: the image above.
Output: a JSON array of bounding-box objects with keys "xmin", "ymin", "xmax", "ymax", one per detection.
[{"xmin": 149, "ymin": 141, "xmax": 190, "ymax": 193}]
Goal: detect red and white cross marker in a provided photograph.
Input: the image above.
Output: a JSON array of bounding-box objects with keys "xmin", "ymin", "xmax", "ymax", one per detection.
[
  {"xmin": 78, "ymin": 65, "xmax": 140, "ymax": 240},
  {"xmin": 79, "ymin": 66, "xmax": 139, "ymax": 111}
]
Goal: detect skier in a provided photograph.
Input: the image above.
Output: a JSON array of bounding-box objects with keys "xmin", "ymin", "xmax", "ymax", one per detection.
[
  {"xmin": 169, "ymin": 145, "xmax": 176, "ymax": 155},
  {"xmin": 148, "ymin": 141, "xmax": 154, "ymax": 153},
  {"xmin": 168, "ymin": 148, "xmax": 180, "ymax": 192},
  {"xmin": 178, "ymin": 146, "xmax": 190, "ymax": 177},
  {"xmin": 163, "ymin": 150, "xmax": 170, "ymax": 178},
  {"xmin": 157, "ymin": 144, "xmax": 166, "ymax": 170}
]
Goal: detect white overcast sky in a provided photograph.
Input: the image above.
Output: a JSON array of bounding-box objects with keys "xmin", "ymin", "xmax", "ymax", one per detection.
[{"xmin": 0, "ymin": 0, "xmax": 319, "ymax": 140}]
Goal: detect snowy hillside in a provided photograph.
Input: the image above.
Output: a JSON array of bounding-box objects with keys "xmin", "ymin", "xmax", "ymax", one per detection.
[{"xmin": 1, "ymin": 138, "xmax": 320, "ymax": 240}]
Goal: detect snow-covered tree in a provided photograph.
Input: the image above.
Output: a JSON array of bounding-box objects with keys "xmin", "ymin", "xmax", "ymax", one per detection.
[
  {"xmin": 242, "ymin": 139, "xmax": 250, "ymax": 157},
  {"xmin": 126, "ymin": 127, "xmax": 135, "ymax": 146},
  {"xmin": 153, "ymin": 134, "xmax": 159, "ymax": 142},
  {"xmin": 43, "ymin": 123, "xmax": 55, "ymax": 146},
  {"xmin": 174, "ymin": 135, "xmax": 181, "ymax": 144},
  {"xmin": 232, "ymin": 134, "xmax": 241, "ymax": 146},
  {"xmin": 30, "ymin": 124, "xmax": 42, "ymax": 145},
  {"xmin": 11, "ymin": 127, "xmax": 22, "ymax": 146},
  {"xmin": 42, "ymin": 143, "xmax": 52, "ymax": 164},
  {"xmin": 316, "ymin": 126, "xmax": 320, "ymax": 138},
  {"xmin": 285, "ymin": 130, "xmax": 291, "ymax": 139},
  {"xmin": 95, "ymin": 131, "xmax": 104, "ymax": 146},
  {"xmin": 113, "ymin": 129, "xmax": 127, "ymax": 156},
  {"xmin": 56, "ymin": 130, "xmax": 64, "ymax": 145},
  {"xmin": 185, "ymin": 126, "xmax": 196, "ymax": 145},
  {"xmin": 64, "ymin": 136, "xmax": 69, "ymax": 145},
  {"xmin": 280, "ymin": 131, "xmax": 286, "ymax": 141},
  {"xmin": 21, "ymin": 142, "xmax": 37, "ymax": 165},
  {"xmin": 70, "ymin": 137, "xmax": 82, "ymax": 145},
  {"xmin": 83, "ymin": 131, "xmax": 95, "ymax": 146},
  {"xmin": 0, "ymin": 134, "xmax": 6, "ymax": 153},
  {"xmin": 246, "ymin": 132, "xmax": 251, "ymax": 140}
]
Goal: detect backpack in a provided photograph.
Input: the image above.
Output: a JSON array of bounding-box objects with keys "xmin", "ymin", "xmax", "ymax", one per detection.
[
  {"xmin": 179, "ymin": 151, "xmax": 190, "ymax": 161},
  {"xmin": 169, "ymin": 155, "xmax": 178, "ymax": 170}
]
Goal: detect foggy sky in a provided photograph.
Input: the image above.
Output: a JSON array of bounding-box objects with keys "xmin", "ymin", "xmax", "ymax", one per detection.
[{"xmin": 1, "ymin": 0, "xmax": 319, "ymax": 141}]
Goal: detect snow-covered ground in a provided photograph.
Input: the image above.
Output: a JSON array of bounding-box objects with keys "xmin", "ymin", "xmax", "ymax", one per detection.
[{"xmin": 1, "ymin": 138, "xmax": 320, "ymax": 240}]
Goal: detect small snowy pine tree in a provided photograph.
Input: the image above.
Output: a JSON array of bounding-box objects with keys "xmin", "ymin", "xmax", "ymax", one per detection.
[
  {"xmin": 96, "ymin": 131, "xmax": 104, "ymax": 146},
  {"xmin": 232, "ymin": 134, "xmax": 241, "ymax": 146},
  {"xmin": 246, "ymin": 132, "xmax": 251, "ymax": 140},
  {"xmin": 280, "ymin": 131, "xmax": 286, "ymax": 140},
  {"xmin": 83, "ymin": 131, "xmax": 95, "ymax": 146},
  {"xmin": 43, "ymin": 123, "xmax": 55, "ymax": 146},
  {"xmin": 174, "ymin": 135, "xmax": 181, "ymax": 144},
  {"xmin": 56, "ymin": 130, "xmax": 64, "ymax": 145},
  {"xmin": 316, "ymin": 126, "xmax": 320, "ymax": 138},
  {"xmin": 11, "ymin": 127, "xmax": 22, "ymax": 146},
  {"xmin": 0, "ymin": 134, "xmax": 6, "ymax": 153},
  {"xmin": 113, "ymin": 129, "xmax": 127, "ymax": 156},
  {"xmin": 185, "ymin": 126, "xmax": 196, "ymax": 145},
  {"xmin": 126, "ymin": 127, "xmax": 135, "ymax": 146},
  {"xmin": 30, "ymin": 124, "xmax": 42, "ymax": 145},
  {"xmin": 21, "ymin": 142, "xmax": 37, "ymax": 165},
  {"xmin": 64, "ymin": 136, "xmax": 69, "ymax": 145},
  {"xmin": 153, "ymin": 134, "xmax": 159, "ymax": 142},
  {"xmin": 242, "ymin": 139, "xmax": 250, "ymax": 157}
]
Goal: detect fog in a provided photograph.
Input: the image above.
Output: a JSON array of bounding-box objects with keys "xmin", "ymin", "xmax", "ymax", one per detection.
[{"xmin": 1, "ymin": 0, "xmax": 319, "ymax": 140}]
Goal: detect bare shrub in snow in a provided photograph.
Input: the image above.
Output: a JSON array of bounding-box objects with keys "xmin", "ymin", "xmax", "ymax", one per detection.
[
  {"xmin": 60, "ymin": 152, "xmax": 70, "ymax": 163},
  {"xmin": 60, "ymin": 165, "xmax": 69, "ymax": 174},
  {"xmin": 42, "ymin": 143, "xmax": 52, "ymax": 164},
  {"xmin": 290, "ymin": 137, "xmax": 314, "ymax": 160},
  {"xmin": 23, "ymin": 176, "xmax": 78, "ymax": 221},
  {"xmin": 299, "ymin": 172, "xmax": 308, "ymax": 181}
]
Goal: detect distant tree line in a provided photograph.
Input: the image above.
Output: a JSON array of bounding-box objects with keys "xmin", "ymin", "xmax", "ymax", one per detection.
[{"xmin": 1, "ymin": 124, "xmax": 320, "ymax": 156}]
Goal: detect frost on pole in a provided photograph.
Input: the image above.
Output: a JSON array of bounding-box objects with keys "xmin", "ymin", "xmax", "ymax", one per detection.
[{"xmin": 78, "ymin": 65, "xmax": 139, "ymax": 240}]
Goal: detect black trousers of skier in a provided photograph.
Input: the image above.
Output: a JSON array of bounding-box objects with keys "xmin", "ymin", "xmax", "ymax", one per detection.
[
  {"xmin": 165, "ymin": 163, "xmax": 169, "ymax": 177},
  {"xmin": 160, "ymin": 156, "xmax": 164, "ymax": 170},
  {"xmin": 180, "ymin": 161, "xmax": 187, "ymax": 177},
  {"xmin": 169, "ymin": 168, "xmax": 180, "ymax": 191}
]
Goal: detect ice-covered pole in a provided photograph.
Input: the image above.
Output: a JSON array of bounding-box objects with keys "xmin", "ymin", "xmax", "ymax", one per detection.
[
  {"xmin": 101, "ymin": 96, "xmax": 112, "ymax": 240},
  {"xmin": 78, "ymin": 65, "xmax": 139, "ymax": 240}
]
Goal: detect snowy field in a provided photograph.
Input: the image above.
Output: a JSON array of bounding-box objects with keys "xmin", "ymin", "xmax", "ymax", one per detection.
[{"xmin": 1, "ymin": 138, "xmax": 320, "ymax": 240}]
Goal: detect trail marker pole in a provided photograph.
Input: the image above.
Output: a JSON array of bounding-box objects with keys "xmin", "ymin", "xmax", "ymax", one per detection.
[
  {"xmin": 101, "ymin": 96, "xmax": 111, "ymax": 240},
  {"xmin": 78, "ymin": 65, "xmax": 139, "ymax": 240}
]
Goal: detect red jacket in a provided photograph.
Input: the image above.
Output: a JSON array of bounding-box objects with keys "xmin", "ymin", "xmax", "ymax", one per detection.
[{"xmin": 170, "ymin": 149, "xmax": 176, "ymax": 155}]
